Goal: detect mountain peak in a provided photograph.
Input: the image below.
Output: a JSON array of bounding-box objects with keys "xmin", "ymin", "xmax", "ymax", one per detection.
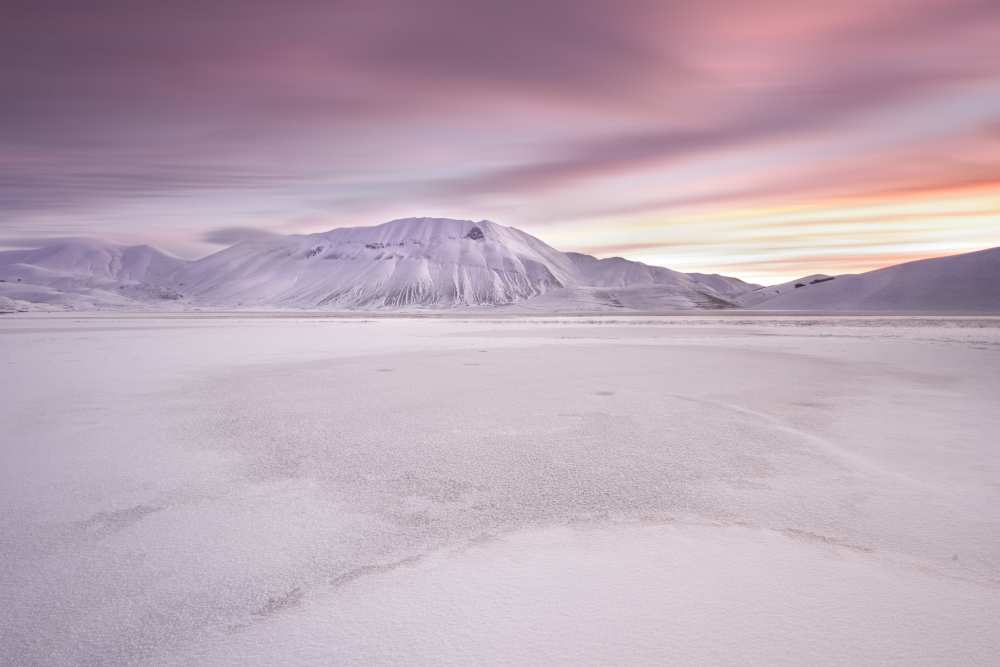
[{"xmin": 317, "ymin": 217, "xmax": 507, "ymax": 246}]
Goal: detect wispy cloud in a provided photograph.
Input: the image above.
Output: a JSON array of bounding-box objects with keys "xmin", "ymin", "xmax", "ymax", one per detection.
[
  {"xmin": 202, "ymin": 226, "xmax": 280, "ymax": 245},
  {"xmin": 1, "ymin": 0, "xmax": 998, "ymax": 281}
]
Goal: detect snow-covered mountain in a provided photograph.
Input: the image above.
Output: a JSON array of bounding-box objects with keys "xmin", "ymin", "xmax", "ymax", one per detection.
[
  {"xmin": 0, "ymin": 238, "xmax": 182, "ymax": 284},
  {"xmin": 175, "ymin": 218, "xmax": 581, "ymax": 308},
  {"xmin": 0, "ymin": 239, "xmax": 186, "ymax": 310},
  {"xmin": 1, "ymin": 218, "xmax": 756, "ymax": 311},
  {"xmin": 4, "ymin": 218, "xmax": 996, "ymax": 312},
  {"xmin": 748, "ymin": 247, "xmax": 1000, "ymax": 312}
]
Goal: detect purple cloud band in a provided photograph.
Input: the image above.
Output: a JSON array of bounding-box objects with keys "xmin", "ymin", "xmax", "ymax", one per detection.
[{"xmin": 1, "ymin": 0, "xmax": 998, "ymax": 272}]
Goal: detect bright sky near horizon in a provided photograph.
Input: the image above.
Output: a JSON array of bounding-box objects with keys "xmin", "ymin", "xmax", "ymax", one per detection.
[{"xmin": 2, "ymin": 0, "xmax": 999, "ymax": 284}]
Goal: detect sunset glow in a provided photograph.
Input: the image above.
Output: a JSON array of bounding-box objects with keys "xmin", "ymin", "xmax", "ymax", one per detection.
[{"xmin": 2, "ymin": 0, "xmax": 998, "ymax": 283}]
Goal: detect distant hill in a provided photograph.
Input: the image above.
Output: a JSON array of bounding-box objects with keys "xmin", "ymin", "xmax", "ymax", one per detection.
[{"xmin": 747, "ymin": 247, "xmax": 1000, "ymax": 313}]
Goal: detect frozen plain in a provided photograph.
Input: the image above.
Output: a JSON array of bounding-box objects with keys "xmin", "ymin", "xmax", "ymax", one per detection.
[{"xmin": 2, "ymin": 313, "xmax": 999, "ymax": 666}]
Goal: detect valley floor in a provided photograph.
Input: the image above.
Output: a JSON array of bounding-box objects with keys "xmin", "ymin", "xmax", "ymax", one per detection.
[{"xmin": 2, "ymin": 314, "xmax": 999, "ymax": 665}]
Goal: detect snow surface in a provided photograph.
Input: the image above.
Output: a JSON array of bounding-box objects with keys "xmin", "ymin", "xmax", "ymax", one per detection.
[
  {"xmin": 0, "ymin": 218, "xmax": 755, "ymax": 310},
  {"xmin": 2, "ymin": 314, "xmax": 999, "ymax": 665}
]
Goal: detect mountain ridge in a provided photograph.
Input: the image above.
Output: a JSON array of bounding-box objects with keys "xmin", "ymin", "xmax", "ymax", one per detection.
[
  {"xmin": 1, "ymin": 218, "xmax": 997, "ymax": 312},
  {"xmin": 0, "ymin": 218, "xmax": 757, "ymax": 311}
]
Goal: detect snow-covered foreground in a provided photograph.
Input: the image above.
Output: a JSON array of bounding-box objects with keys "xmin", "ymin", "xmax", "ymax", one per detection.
[{"xmin": 2, "ymin": 314, "xmax": 999, "ymax": 665}]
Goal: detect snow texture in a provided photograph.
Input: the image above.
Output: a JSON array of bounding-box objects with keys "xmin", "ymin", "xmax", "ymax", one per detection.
[{"xmin": 2, "ymin": 314, "xmax": 999, "ymax": 665}]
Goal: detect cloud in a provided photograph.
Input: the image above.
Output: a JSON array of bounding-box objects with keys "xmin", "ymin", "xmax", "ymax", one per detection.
[
  {"xmin": 1, "ymin": 0, "xmax": 997, "ymax": 281},
  {"xmin": 202, "ymin": 227, "xmax": 279, "ymax": 245},
  {"xmin": 439, "ymin": 68, "xmax": 995, "ymax": 199},
  {"xmin": 0, "ymin": 236, "xmax": 97, "ymax": 249}
]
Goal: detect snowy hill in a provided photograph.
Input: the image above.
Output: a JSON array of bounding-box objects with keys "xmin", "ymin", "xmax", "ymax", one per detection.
[
  {"xmin": 0, "ymin": 239, "xmax": 186, "ymax": 309},
  {"xmin": 750, "ymin": 247, "xmax": 1000, "ymax": 312},
  {"xmin": 1, "ymin": 218, "xmax": 755, "ymax": 310},
  {"xmin": 567, "ymin": 253, "xmax": 751, "ymax": 298}
]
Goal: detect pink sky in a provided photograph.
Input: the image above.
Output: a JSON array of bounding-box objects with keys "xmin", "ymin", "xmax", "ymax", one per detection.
[{"xmin": 2, "ymin": 0, "xmax": 998, "ymax": 283}]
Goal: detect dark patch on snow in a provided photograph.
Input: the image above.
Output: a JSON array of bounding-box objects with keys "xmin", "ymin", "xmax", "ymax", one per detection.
[
  {"xmin": 331, "ymin": 556, "xmax": 421, "ymax": 588},
  {"xmin": 465, "ymin": 227, "xmax": 485, "ymax": 240},
  {"xmin": 693, "ymin": 292, "xmax": 737, "ymax": 309},
  {"xmin": 781, "ymin": 528, "xmax": 874, "ymax": 553},
  {"xmin": 595, "ymin": 390, "xmax": 615, "ymax": 396},
  {"xmin": 252, "ymin": 587, "xmax": 303, "ymax": 617},
  {"xmin": 810, "ymin": 276, "xmax": 836, "ymax": 284},
  {"xmin": 791, "ymin": 400, "xmax": 828, "ymax": 409},
  {"xmin": 80, "ymin": 504, "xmax": 162, "ymax": 535}
]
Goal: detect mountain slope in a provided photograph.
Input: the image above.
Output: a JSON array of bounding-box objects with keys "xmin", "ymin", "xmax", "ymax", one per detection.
[
  {"xmin": 567, "ymin": 253, "xmax": 754, "ymax": 296},
  {"xmin": 734, "ymin": 274, "xmax": 835, "ymax": 308},
  {"xmin": 751, "ymin": 247, "xmax": 1000, "ymax": 312}
]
